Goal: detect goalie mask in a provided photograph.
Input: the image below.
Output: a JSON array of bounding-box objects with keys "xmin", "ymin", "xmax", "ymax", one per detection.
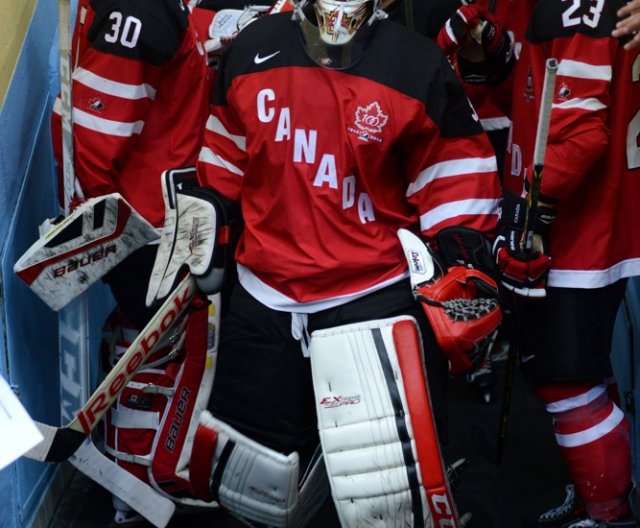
[
  {"xmin": 416, "ymin": 265, "xmax": 502, "ymax": 376},
  {"xmin": 294, "ymin": 0, "xmax": 385, "ymax": 68}
]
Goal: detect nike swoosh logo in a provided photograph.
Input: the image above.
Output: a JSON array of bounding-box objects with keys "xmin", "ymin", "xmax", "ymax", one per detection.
[{"xmin": 254, "ymin": 51, "xmax": 281, "ymax": 64}]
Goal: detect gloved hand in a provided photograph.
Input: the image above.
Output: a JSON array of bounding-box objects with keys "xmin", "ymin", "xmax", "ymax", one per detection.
[
  {"xmin": 437, "ymin": 3, "xmax": 514, "ymax": 84},
  {"xmin": 437, "ymin": 3, "xmax": 504, "ymax": 55},
  {"xmin": 493, "ymin": 192, "xmax": 555, "ymax": 298}
]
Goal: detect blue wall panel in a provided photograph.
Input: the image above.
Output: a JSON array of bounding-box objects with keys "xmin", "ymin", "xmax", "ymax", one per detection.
[{"xmin": 0, "ymin": 0, "xmax": 114, "ymax": 527}]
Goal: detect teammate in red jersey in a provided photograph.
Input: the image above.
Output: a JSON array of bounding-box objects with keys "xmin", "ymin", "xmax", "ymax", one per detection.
[
  {"xmin": 184, "ymin": 0, "xmax": 502, "ymax": 524},
  {"xmin": 51, "ymin": 0, "xmax": 214, "ymax": 328},
  {"xmin": 495, "ymin": 0, "xmax": 640, "ymax": 525}
]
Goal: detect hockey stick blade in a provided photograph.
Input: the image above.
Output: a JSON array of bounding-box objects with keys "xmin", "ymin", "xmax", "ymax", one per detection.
[{"xmin": 24, "ymin": 274, "xmax": 197, "ymax": 463}]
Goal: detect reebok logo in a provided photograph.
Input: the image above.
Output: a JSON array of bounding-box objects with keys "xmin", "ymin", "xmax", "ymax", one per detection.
[{"xmin": 254, "ymin": 51, "xmax": 281, "ymax": 64}]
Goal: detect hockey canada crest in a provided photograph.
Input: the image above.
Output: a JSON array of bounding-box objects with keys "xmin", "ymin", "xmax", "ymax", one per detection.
[
  {"xmin": 348, "ymin": 101, "xmax": 388, "ymax": 143},
  {"xmin": 354, "ymin": 101, "xmax": 388, "ymax": 134}
]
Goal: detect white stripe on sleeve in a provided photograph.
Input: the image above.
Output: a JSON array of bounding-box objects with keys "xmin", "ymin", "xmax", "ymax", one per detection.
[
  {"xmin": 407, "ymin": 156, "xmax": 497, "ymax": 197},
  {"xmin": 73, "ymin": 108, "xmax": 144, "ymax": 136},
  {"xmin": 198, "ymin": 147, "xmax": 245, "ymax": 176},
  {"xmin": 73, "ymin": 68, "xmax": 157, "ymax": 100},
  {"xmin": 206, "ymin": 115, "xmax": 246, "ymax": 152}
]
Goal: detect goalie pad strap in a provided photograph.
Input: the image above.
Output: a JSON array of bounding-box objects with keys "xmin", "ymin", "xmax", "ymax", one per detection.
[
  {"xmin": 104, "ymin": 444, "xmax": 152, "ymax": 466},
  {"xmin": 110, "ymin": 408, "xmax": 160, "ymax": 430}
]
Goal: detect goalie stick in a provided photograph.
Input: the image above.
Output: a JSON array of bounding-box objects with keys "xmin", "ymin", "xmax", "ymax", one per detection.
[
  {"xmin": 25, "ymin": 273, "xmax": 197, "ymax": 463},
  {"xmin": 56, "ymin": 0, "xmax": 93, "ymax": 434}
]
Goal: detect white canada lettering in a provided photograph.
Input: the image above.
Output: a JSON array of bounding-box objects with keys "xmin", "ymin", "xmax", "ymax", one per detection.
[
  {"xmin": 274, "ymin": 107, "xmax": 291, "ymax": 141},
  {"xmin": 358, "ymin": 193, "xmax": 375, "ymax": 224},
  {"xmin": 313, "ymin": 154, "xmax": 338, "ymax": 188},
  {"xmin": 343, "ymin": 175, "xmax": 356, "ymax": 208},
  {"xmin": 294, "ymin": 129, "xmax": 317, "ymax": 163},
  {"xmin": 257, "ymin": 89, "xmax": 276, "ymax": 122},
  {"xmin": 260, "ymin": 90, "xmax": 376, "ymax": 224}
]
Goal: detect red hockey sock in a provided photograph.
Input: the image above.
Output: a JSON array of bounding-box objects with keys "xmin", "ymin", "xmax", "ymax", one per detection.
[{"xmin": 536, "ymin": 382, "xmax": 632, "ymax": 522}]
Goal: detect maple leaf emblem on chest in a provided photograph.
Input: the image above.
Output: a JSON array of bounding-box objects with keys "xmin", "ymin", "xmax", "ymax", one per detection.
[{"xmin": 354, "ymin": 101, "xmax": 389, "ymax": 134}]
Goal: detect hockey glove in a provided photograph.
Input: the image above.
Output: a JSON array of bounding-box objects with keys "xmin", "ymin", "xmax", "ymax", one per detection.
[
  {"xmin": 437, "ymin": 3, "xmax": 515, "ymax": 85},
  {"xmin": 493, "ymin": 192, "xmax": 555, "ymax": 298}
]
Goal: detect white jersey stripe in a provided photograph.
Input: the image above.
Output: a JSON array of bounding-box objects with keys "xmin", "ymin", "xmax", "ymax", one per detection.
[
  {"xmin": 545, "ymin": 385, "xmax": 606, "ymax": 413},
  {"xmin": 407, "ymin": 156, "xmax": 497, "ymax": 197},
  {"xmin": 237, "ymin": 264, "xmax": 409, "ymax": 314},
  {"xmin": 206, "ymin": 115, "xmax": 246, "ymax": 151},
  {"xmin": 553, "ymin": 98, "xmax": 607, "ymax": 112},
  {"xmin": 73, "ymin": 67, "xmax": 157, "ymax": 100},
  {"xmin": 73, "ymin": 108, "xmax": 144, "ymax": 136},
  {"xmin": 558, "ymin": 59, "xmax": 612, "ymax": 81},
  {"xmin": 198, "ymin": 147, "xmax": 245, "ymax": 176},
  {"xmin": 555, "ymin": 405, "xmax": 624, "ymax": 448},
  {"xmin": 419, "ymin": 198, "xmax": 500, "ymax": 232},
  {"xmin": 548, "ymin": 257, "xmax": 640, "ymax": 289}
]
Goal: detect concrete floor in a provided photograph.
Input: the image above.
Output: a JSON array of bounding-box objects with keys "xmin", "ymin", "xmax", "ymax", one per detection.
[{"xmin": 48, "ymin": 354, "xmax": 576, "ymax": 528}]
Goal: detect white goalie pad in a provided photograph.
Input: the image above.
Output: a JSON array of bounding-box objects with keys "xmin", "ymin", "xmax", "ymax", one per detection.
[
  {"xmin": 309, "ymin": 316, "xmax": 461, "ymax": 528},
  {"xmin": 146, "ymin": 168, "xmax": 226, "ymax": 306},
  {"xmin": 195, "ymin": 411, "xmax": 329, "ymax": 527},
  {"xmin": 14, "ymin": 193, "xmax": 159, "ymax": 311}
]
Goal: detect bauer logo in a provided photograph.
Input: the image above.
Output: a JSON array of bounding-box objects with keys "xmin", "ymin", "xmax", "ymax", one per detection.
[
  {"xmin": 165, "ymin": 387, "xmax": 191, "ymax": 452},
  {"xmin": 407, "ymin": 249, "xmax": 427, "ymax": 275},
  {"xmin": 319, "ymin": 395, "xmax": 361, "ymax": 408},
  {"xmin": 52, "ymin": 245, "xmax": 117, "ymax": 277}
]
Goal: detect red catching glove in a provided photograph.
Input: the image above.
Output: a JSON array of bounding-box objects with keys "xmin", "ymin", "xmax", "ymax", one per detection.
[{"xmin": 493, "ymin": 192, "xmax": 555, "ymax": 298}]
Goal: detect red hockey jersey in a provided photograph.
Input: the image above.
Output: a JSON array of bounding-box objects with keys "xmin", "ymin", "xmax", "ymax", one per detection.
[
  {"xmin": 53, "ymin": 0, "xmax": 213, "ymax": 227},
  {"xmin": 507, "ymin": 0, "xmax": 640, "ymax": 288},
  {"xmin": 197, "ymin": 14, "xmax": 501, "ymax": 311}
]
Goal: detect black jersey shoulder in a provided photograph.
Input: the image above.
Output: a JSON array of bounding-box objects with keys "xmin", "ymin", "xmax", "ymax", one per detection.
[
  {"xmin": 218, "ymin": 14, "xmax": 482, "ymax": 138},
  {"xmin": 355, "ymin": 20, "xmax": 483, "ymax": 138},
  {"xmin": 528, "ymin": 0, "xmax": 627, "ymax": 43},
  {"xmin": 386, "ymin": 0, "xmax": 459, "ymax": 39},
  {"xmin": 89, "ymin": 0, "xmax": 188, "ymax": 66}
]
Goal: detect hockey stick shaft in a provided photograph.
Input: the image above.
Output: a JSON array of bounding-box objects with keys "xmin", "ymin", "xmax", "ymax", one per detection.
[
  {"xmin": 26, "ymin": 274, "xmax": 198, "ymax": 463},
  {"xmin": 523, "ymin": 58, "xmax": 558, "ymax": 252},
  {"xmin": 58, "ymin": 0, "xmax": 76, "ymax": 214}
]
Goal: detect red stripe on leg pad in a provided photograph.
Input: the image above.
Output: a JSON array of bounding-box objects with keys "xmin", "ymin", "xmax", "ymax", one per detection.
[
  {"xmin": 392, "ymin": 319, "xmax": 459, "ymax": 526},
  {"xmin": 190, "ymin": 422, "xmax": 218, "ymax": 502}
]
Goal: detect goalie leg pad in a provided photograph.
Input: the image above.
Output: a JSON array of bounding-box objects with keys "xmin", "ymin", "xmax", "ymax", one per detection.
[
  {"xmin": 193, "ymin": 411, "xmax": 328, "ymax": 527},
  {"xmin": 309, "ymin": 315, "xmax": 460, "ymax": 528}
]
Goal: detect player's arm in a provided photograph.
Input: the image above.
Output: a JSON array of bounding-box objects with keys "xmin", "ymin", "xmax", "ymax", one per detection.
[
  {"xmin": 528, "ymin": 16, "xmax": 613, "ymax": 200},
  {"xmin": 71, "ymin": 0, "xmax": 188, "ymax": 197},
  {"xmin": 196, "ymin": 54, "xmax": 247, "ymax": 202},
  {"xmin": 404, "ymin": 51, "xmax": 501, "ymax": 246}
]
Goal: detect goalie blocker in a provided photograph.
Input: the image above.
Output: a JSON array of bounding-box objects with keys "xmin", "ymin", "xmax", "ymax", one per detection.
[
  {"xmin": 14, "ymin": 193, "xmax": 159, "ymax": 311},
  {"xmin": 193, "ymin": 316, "xmax": 460, "ymax": 527}
]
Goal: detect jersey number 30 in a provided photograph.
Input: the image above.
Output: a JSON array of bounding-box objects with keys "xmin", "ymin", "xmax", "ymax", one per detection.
[{"xmin": 104, "ymin": 11, "xmax": 142, "ymax": 49}]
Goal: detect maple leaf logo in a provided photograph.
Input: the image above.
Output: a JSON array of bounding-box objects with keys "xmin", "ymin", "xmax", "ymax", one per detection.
[{"xmin": 354, "ymin": 101, "xmax": 389, "ymax": 134}]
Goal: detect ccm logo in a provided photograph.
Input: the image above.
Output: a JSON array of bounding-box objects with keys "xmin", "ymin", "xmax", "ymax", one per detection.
[
  {"xmin": 76, "ymin": 282, "xmax": 194, "ymax": 433},
  {"xmin": 53, "ymin": 245, "xmax": 116, "ymax": 277},
  {"xmin": 430, "ymin": 492, "xmax": 456, "ymax": 527}
]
